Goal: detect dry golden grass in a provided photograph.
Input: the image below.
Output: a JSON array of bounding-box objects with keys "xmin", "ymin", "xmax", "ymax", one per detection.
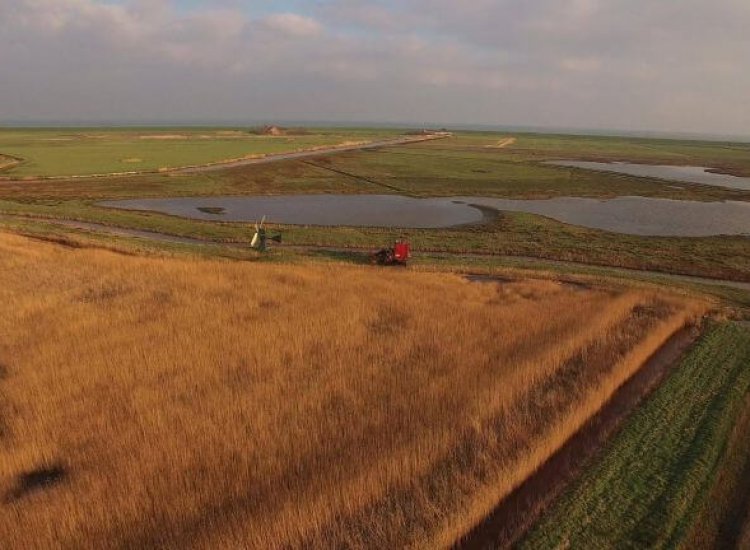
[{"xmin": 0, "ymin": 232, "xmax": 705, "ymax": 548}]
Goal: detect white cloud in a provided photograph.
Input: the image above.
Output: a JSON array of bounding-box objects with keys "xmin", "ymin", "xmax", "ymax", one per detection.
[{"xmin": 1, "ymin": 0, "xmax": 749, "ymax": 135}]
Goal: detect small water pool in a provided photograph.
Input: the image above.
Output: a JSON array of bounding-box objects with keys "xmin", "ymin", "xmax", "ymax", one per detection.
[{"xmin": 548, "ymin": 161, "xmax": 750, "ymax": 191}]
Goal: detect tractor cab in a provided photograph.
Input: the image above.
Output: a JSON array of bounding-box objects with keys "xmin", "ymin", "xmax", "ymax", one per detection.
[{"xmin": 392, "ymin": 240, "xmax": 411, "ymax": 263}]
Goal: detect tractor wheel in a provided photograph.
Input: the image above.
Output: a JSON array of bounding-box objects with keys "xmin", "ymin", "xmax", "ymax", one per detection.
[{"xmin": 371, "ymin": 249, "xmax": 389, "ymax": 265}]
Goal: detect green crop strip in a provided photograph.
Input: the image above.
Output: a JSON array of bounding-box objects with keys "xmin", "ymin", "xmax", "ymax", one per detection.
[{"xmin": 521, "ymin": 322, "xmax": 750, "ymax": 549}]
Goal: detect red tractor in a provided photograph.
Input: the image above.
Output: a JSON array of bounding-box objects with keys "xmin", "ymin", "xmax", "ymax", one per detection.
[{"xmin": 371, "ymin": 239, "xmax": 411, "ymax": 266}]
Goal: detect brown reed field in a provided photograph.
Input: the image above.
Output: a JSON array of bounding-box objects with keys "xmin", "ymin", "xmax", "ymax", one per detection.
[{"xmin": 0, "ymin": 232, "xmax": 706, "ymax": 548}]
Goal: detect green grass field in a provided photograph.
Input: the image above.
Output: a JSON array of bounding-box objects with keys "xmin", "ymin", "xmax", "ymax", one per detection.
[
  {"xmin": 0, "ymin": 127, "xmax": 401, "ymax": 177},
  {"xmin": 312, "ymin": 139, "xmax": 750, "ymax": 201},
  {"xmin": 1, "ymin": 128, "xmax": 750, "ymax": 281},
  {"xmin": 521, "ymin": 322, "xmax": 750, "ymax": 549},
  {"xmin": 418, "ymin": 132, "xmax": 750, "ymax": 176}
]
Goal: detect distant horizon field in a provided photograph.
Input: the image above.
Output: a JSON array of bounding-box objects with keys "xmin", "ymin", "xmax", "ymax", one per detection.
[
  {"xmin": 0, "ymin": 127, "xmax": 403, "ymax": 178},
  {"xmin": 3, "ymin": 125, "xmax": 750, "ymax": 180},
  {"xmin": 2, "ymin": 126, "xmax": 750, "ymax": 180},
  {"xmin": 0, "ymin": 126, "xmax": 750, "ymax": 179},
  {"xmin": 2, "ymin": 120, "xmax": 749, "ymax": 144}
]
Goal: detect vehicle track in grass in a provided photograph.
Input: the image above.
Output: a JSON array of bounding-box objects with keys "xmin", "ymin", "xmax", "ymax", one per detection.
[
  {"xmin": 454, "ymin": 323, "xmax": 702, "ymax": 549},
  {"xmin": 299, "ymin": 159, "xmax": 411, "ymax": 194},
  {"xmin": 484, "ymin": 137, "xmax": 517, "ymax": 149}
]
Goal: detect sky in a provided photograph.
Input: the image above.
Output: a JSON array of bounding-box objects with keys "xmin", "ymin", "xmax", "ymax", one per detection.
[{"xmin": 1, "ymin": 0, "xmax": 749, "ymax": 136}]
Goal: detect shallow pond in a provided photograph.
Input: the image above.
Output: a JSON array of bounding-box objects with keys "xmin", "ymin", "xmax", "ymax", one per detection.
[
  {"xmin": 100, "ymin": 194, "xmax": 750, "ymax": 237},
  {"xmin": 549, "ymin": 161, "xmax": 750, "ymax": 191}
]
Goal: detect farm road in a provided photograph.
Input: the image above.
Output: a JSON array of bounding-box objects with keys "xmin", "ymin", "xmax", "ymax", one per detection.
[
  {"xmin": 178, "ymin": 134, "xmax": 445, "ymax": 174},
  {"xmin": 485, "ymin": 137, "xmax": 516, "ymax": 149}
]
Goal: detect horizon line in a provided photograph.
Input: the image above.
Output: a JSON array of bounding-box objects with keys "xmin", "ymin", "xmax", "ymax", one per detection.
[{"xmin": 1, "ymin": 119, "xmax": 749, "ymax": 143}]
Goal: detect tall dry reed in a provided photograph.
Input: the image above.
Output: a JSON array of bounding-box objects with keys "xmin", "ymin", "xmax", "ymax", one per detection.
[{"xmin": 0, "ymin": 232, "xmax": 705, "ymax": 548}]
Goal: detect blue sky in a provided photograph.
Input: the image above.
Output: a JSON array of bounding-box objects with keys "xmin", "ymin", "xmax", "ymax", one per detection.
[{"xmin": 2, "ymin": 0, "xmax": 749, "ymax": 135}]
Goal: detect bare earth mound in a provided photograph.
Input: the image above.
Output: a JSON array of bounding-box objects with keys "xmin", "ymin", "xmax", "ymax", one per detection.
[
  {"xmin": 0, "ymin": 154, "xmax": 20, "ymax": 171},
  {"xmin": 0, "ymin": 233, "xmax": 705, "ymax": 548}
]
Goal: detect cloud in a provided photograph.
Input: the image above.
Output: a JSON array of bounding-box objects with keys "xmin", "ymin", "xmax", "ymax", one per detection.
[
  {"xmin": 1, "ymin": 0, "xmax": 748, "ymax": 136},
  {"xmin": 261, "ymin": 13, "xmax": 322, "ymax": 37}
]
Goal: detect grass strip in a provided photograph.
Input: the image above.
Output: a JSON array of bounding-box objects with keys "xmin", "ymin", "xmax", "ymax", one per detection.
[
  {"xmin": 683, "ymin": 391, "xmax": 750, "ymax": 548},
  {"xmin": 520, "ymin": 322, "xmax": 750, "ymax": 549}
]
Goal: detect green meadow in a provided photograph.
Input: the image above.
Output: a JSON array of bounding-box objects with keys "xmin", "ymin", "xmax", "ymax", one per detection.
[{"xmin": 0, "ymin": 127, "xmax": 400, "ymax": 177}]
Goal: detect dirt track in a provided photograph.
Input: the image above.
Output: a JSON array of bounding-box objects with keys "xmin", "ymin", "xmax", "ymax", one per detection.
[
  {"xmin": 484, "ymin": 137, "xmax": 516, "ymax": 149},
  {"xmin": 454, "ymin": 323, "xmax": 702, "ymax": 549}
]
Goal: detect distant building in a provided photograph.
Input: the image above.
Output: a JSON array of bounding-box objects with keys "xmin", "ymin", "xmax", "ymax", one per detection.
[{"xmin": 258, "ymin": 125, "xmax": 286, "ymax": 136}]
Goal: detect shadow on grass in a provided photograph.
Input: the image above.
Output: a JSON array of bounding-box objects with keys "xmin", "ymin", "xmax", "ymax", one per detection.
[
  {"xmin": 5, "ymin": 464, "xmax": 68, "ymax": 503},
  {"xmin": 306, "ymin": 249, "xmax": 373, "ymax": 265}
]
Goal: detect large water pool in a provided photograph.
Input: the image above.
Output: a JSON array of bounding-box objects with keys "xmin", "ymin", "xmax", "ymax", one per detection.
[{"xmin": 100, "ymin": 194, "xmax": 750, "ymax": 237}]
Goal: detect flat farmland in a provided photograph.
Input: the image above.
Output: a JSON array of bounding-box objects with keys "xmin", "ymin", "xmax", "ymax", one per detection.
[
  {"xmin": 304, "ymin": 136, "xmax": 750, "ymax": 201},
  {"xmin": 2, "ymin": 130, "xmax": 750, "ymax": 282},
  {"xmin": 0, "ymin": 232, "xmax": 705, "ymax": 548},
  {"xmin": 0, "ymin": 127, "xmax": 401, "ymax": 178}
]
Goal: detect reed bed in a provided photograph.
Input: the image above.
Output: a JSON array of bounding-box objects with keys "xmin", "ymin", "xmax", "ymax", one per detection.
[{"xmin": 0, "ymin": 232, "xmax": 704, "ymax": 548}]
